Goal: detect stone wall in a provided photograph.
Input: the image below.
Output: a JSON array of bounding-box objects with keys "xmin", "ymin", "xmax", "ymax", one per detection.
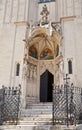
[
  {"xmin": 0, "ymin": 0, "xmax": 39, "ymax": 24},
  {"xmin": 62, "ymin": 17, "xmax": 82, "ymax": 86},
  {"xmin": 0, "ymin": 0, "xmax": 82, "ymax": 23},
  {"xmin": 38, "ymin": 0, "xmax": 82, "ymax": 22},
  {"xmin": 0, "ymin": 23, "xmax": 15, "ymax": 86},
  {"xmin": 0, "ymin": 0, "xmax": 28, "ymax": 87}
]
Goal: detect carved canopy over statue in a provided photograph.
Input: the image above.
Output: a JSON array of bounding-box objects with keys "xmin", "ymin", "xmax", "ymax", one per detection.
[
  {"xmin": 24, "ymin": 4, "xmax": 62, "ymax": 61},
  {"xmin": 22, "ymin": 4, "xmax": 64, "ymax": 108},
  {"xmin": 28, "ymin": 26, "xmax": 61, "ymax": 60}
]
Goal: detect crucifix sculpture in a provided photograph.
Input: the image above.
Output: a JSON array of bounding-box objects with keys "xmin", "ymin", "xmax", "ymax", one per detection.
[{"xmin": 64, "ymin": 74, "xmax": 70, "ymax": 84}]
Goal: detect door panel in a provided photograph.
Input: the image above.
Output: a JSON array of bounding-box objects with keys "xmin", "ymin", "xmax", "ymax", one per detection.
[
  {"xmin": 40, "ymin": 70, "xmax": 53, "ymax": 102},
  {"xmin": 40, "ymin": 71, "xmax": 48, "ymax": 102}
]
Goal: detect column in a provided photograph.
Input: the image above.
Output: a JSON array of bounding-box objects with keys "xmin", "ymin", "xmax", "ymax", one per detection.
[{"xmin": 21, "ymin": 61, "xmax": 28, "ymax": 108}]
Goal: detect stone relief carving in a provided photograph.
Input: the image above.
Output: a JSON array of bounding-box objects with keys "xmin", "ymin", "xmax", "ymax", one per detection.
[
  {"xmin": 22, "ymin": 57, "xmax": 37, "ymax": 80},
  {"xmin": 28, "ymin": 56, "xmax": 38, "ymax": 66},
  {"xmin": 55, "ymin": 61, "xmax": 64, "ymax": 85},
  {"xmin": 27, "ymin": 62, "xmax": 37, "ymax": 80},
  {"xmin": 23, "ymin": 61, "xmax": 28, "ymax": 79},
  {"xmin": 39, "ymin": 60, "xmax": 54, "ymax": 75},
  {"xmin": 55, "ymin": 64, "xmax": 60, "ymax": 84}
]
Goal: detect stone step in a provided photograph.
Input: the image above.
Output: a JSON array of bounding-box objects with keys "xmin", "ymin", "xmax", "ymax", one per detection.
[
  {"xmin": 20, "ymin": 112, "xmax": 52, "ymax": 117},
  {"xmin": 21, "ymin": 107, "xmax": 52, "ymax": 110},
  {"xmin": 20, "ymin": 108, "xmax": 52, "ymax": 116},
  {"xmin": 20, "ymin": 117, "xmax": 52, "ymax": 121},
  {"xmin": 21, "ymin": 115, "xmax": 52, "ymax": 120},
  {"xmin": 20, "ymin": 103, "xmax": 52, "ymax": 118},
  {"xmin": 18, "ymin": 120, "xmax": 52, "ymax": 125},
  {"xmin": 26, "ymin": 98, "xmax": 52, "ymax": 108},
  {"xmin": 18, "ymin": 103, "xmax": 53, "ymax": 129},
  {"xmin": 0, "ymin": 125, "xmax": 76, "ymax": 130},
  {"xmin": 17, "ymin": 125, "xmax": 53, "ymax": 130},
  {"xmin": 20, "ymin": 114, "xmax": 52, "ymax": 118},
  {"xmin": 29, "ymin": 105, "xmax": 52, "ymax": 109},
  {"xmin": 0, "ymin": 125, "xmax": 50, "ymax": 130},
  {"xmin": 21, "ymin": 109, "xmax": 52, "ymax": 112},
  {"xmin": 27, "ymin": 103, "xmax": 52, "ymax": 105},
  {"xmin": 26, "ymin": 97, "xmax": 39, "ymax": 105}
]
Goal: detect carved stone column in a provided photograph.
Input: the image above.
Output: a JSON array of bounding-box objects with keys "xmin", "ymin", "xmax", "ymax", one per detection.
[
  {"xmin": 21, "ymin": 60, "xmax": 28, "ymax": 108},
  {"xmin": 59, "ymin": 60, "xmax": 64, "ymax": 85}
]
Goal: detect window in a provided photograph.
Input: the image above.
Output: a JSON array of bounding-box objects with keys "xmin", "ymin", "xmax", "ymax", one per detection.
[
  {"xmin": 68, "ymin": 60, "xmax": 72, "ymax": 74},
  {"xmin": 16, "ymin": 63, "xmax": 20, "ymax": 76},
  {"xmin": 39, "ymin": 0, "xmax": 55, "ymax": 3},
  {"xmin": 29, "ymin": 45, "xmax": 38, "ymax": 59}
]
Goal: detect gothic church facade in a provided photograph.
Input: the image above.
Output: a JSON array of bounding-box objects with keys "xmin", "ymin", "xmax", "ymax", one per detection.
[{"xmin": 0, "ymin": 0, "xmax": 82, "ymax": 107}]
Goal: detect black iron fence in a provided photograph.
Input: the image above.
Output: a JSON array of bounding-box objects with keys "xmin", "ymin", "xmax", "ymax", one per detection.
[
  {"xmin": 52, "ymin": 83, "xmax": 82, "ymax": 126},
  {"xmin": 0, "ymin": 85, "xmax": 21, "ymax": 125}
]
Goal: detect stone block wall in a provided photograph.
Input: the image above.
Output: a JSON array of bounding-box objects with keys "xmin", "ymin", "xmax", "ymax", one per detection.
[
  {"xmin": 38, "ymin": 0, "xmax": 82, "ymax": 22},
  {"xmin": 62, "ymin": 17, "xmax": 82, "ymax": 86}
]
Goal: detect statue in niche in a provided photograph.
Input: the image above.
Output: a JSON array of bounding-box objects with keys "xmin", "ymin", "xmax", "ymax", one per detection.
[
  {"xmin": 31, "ymin": 66, "xmax": 37, "ymax": 80},
  {"xmin": 55, "ymin": 64, "xmax": 60, "ymax": 85},
  {"xmin": 29, "ymin": 65, "xmax": 33, "ymax": 79},
  {"xmin": 34, "ymin": 66, "xmax": 37, "ymax": 79},
  {"xmin": 23, "ymin": 61, "xmax": 28, "ymax": 79},
  {"xmin": 27, "ymin": 63, "xmax": 30, "ymax": 78},
  {"xmin": 59, "ymin": 61, "xmax": 64, "ymax": 84}
]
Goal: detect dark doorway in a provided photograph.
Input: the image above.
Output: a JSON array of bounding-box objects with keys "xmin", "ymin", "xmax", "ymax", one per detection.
[{"xmin": 40, "ymin": 70, "xmax": 54, "ymax": 102}]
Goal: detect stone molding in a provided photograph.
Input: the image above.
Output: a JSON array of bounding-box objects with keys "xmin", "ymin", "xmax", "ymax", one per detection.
[{"xmin": 39, "ymin": 60, "xmax": 55, "ymax": 75}]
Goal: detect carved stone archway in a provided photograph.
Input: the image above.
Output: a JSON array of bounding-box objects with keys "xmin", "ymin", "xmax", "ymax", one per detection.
[{"xmin": 22, "ymin": 4, "xmax": 63, "ymax": 107}]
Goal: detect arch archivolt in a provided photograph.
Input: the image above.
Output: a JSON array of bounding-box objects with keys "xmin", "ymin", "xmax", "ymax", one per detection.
[{"xmin": 39, "ymin": 60, "xmax": 55, "ymax": 75}]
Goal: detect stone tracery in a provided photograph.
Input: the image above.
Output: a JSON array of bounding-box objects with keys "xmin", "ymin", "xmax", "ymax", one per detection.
[{"xmin": 22, "ymin": 4, "xmax": 63, "ymax": 105}]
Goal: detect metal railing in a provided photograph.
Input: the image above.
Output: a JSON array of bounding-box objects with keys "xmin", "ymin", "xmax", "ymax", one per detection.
[
  {"xmin": 52, "ymin": 83, "xmax": 82, "ymax": 126},
  {"xmin": 0, "ymin": 85, "xmax": 21, "ymax": 125}
]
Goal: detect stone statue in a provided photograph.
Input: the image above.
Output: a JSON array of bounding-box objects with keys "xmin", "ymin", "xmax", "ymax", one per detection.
[
  {"xmin": 40, "ymin": 4, "xmax": 49, "ymax": 23},
  {"xmin": 23, "ymin": 61, "xmax": 28, "ymax": 79}
]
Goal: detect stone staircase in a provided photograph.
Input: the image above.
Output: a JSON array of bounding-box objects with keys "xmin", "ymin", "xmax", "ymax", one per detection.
[
  {"xmin": 0, "ymin": 102, "xmax": 77, "ymax": 130},
  {"xmin": 18, "ymin": 102, "xmax": 53, "ymax": 130},
  {"xmin": 26, "ymin": 96, "xmax": 39, "ymax": 108}
]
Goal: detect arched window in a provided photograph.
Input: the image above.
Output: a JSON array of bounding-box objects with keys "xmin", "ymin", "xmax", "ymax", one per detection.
[
  {"xmin": 68, "ymin": 60, "xmax": 72, "ymax": 74},
  {"xmin": 29, "ymin": 46, "xmax": 38, "ymax": 59},
  {"xmin": 16, "ymin": 63, "xmax": 20, "ymax": 76}
]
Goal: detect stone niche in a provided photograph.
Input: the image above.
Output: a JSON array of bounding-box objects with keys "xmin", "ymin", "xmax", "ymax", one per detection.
[{"xmin": 26, "ymin": 56, "xmax": 38, "ymax": 98}]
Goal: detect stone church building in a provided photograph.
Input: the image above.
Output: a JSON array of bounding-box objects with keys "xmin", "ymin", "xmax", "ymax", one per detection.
[{"xmin": 0, "ymin": 0, "xmax": 82, "ymax": 108}]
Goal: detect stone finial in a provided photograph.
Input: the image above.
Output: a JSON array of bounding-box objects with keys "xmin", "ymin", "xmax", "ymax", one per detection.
[{"xmin": 40, "ymin": 4, "xmax": 49, "ymax": 23}]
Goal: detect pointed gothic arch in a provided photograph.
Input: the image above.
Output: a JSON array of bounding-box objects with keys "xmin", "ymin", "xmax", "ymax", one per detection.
[{"xmin": 40, "ymin": 69, "xmax": 54, "ymax": 102}]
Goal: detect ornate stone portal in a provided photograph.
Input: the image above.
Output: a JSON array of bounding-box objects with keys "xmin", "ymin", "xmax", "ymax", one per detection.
[{"xmin": 22, "ymin": 5, "xmax": 63, "ymax": 108}]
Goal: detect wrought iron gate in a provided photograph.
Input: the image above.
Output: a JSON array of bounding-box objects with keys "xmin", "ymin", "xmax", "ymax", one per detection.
[
  {"xmin": 0, "ymin": 85, "xmax": 21, "ymax": 125},
  {"xmin": 52, "ymin": 83, "xmax": 82, "ymax": 126}
]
